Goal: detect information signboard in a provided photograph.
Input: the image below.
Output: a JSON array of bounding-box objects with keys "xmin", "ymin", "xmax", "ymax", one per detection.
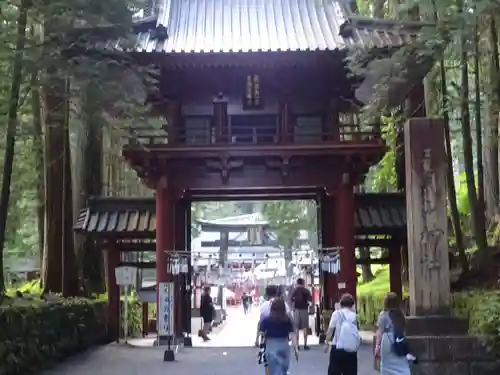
[{"xmin": 158, "ymin": 282, "xmax": 175, "ymax": 337}]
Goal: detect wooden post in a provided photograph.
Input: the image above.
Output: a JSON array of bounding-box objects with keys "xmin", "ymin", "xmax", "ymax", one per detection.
[
  {"xmin": 156, "ymin": 178, "xmax": 175, "ymax": 343},
  {"xmin": 279, "ymin": 99, "xmax": 291, "ymax": 143},
  {"xmin": 320, "ymin": 194, "xmax": 338, "ymax": 309},
  {"xmin": 142, "ymin": 303, "xmax": 149, "ymax": 337},
  {"xmin": 335, "ymin": 174, "xmax": 357, "ymax": 299},
  {"xmin": 185, "ymin": 199, "xmax": 192, "ymax": 336},
  {"xmin": 325, "ymin": 99, "xmax": 339, "ymax": 142},
  {"xmin": 389, "ymin": 243, "xmax": 402, "ymax": 299},
  {"xmin": 404, "ymin": 118, "xmax": 450, "ymax": 316},
  {"xmin": 167, "ymin": 100, "xmax": 181, "ymax": 144},
  {"xmin": 106, "ymin": 244, "xmax": 120, "ymax": 342},
  {"xmin": 174, "ymin": 199, "xmax": 186, "ymax": 338},
  {"xmin": 213, "ymin": 93, "xmax": 228, "ymax": 143}
]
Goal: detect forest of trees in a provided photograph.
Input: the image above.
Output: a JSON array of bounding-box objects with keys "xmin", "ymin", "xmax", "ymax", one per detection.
[{"xmin": 0, "ymin": 0, "xmax": 500, "ymax": 298}]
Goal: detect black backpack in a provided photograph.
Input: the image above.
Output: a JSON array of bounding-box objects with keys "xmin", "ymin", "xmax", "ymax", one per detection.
[{"xmin": 392, "ymin": 328, "xmax": 410, "ymax": 357}]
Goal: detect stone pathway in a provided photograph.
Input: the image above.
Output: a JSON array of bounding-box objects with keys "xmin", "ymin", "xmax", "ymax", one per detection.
[{"xmin": 42, "ymin": 307, "xmax": 376, "ymax": 375}]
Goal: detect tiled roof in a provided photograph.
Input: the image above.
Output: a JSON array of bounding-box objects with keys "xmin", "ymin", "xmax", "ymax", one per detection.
[
  {"xmin": 93, "ymin": 0, "xmax": 417, "ymax": 54},
  {"xmin": 74, "ymin": 197, "xmax": 155, "ymax": 238},
  {"xmin": 339, "ymin": 16, "xmax": 419, "ymax": 49},
  {"xmin": 354, "ymin": 193, "xmax": 406, "ymax": 234},
  {"xmin": 74, "ymin": 194, "xmax": 406, "ymax": 237}
]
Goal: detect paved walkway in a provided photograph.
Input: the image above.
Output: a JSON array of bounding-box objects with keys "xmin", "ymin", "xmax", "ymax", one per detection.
[{"xmin": 42, "ymin": 307, "xmax": 376, "ymax": 375}]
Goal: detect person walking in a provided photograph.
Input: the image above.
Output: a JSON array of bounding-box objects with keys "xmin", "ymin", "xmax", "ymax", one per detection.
[
  {"xmin": 259, "ymin": 298, "xmax": 299, "ymax": 375},
  {"xmin": 199, "ymin": 286, "xmax": 214, "ymax": 342},
  {"xmin": 325, "ymin": 293, "xmax": 361, "ymax": 375},
  {"xmin": 241, "ymin": 292, "xmax": 248, "ymax": 315},
  {"xmin": 374, "ymin": 292, "xmax": 414, "ymax": 375},
  {"xmin": 290, "ymin": 278, "xmax": 312, "ymax": 350},
  {"xmin": 255, "ymin": 285, "xmax": 292, "ymax": 347}
]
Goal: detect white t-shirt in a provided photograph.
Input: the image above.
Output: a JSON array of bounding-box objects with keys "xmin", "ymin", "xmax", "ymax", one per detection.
[
  {"xmin": 259, "ymin": 299, "xmax": 292, "ymax": 318},
  {"xmin": 328, "ymin": 307, "xmax": 357, "ymax": 346}
]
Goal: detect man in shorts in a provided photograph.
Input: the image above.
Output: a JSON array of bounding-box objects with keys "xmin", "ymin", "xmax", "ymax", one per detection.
[{"xmin": 290, "ymin": 278, "xmax": 312, "ymax": 350}]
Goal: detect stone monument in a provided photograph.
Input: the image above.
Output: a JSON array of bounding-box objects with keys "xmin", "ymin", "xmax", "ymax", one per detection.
[{"xmin": 404, "ymin": 118, "xmax": 498, "ymax": 375}]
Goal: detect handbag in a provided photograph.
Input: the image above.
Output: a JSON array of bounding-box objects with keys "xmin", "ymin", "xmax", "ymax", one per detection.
[{"xmin": 257, "ymin": 334, "xmax": 267, "ymax": 366}]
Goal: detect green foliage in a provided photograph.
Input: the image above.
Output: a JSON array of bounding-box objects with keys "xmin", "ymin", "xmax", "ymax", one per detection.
[
  {"xmin": 453, "ymin": 291, "xmax": 500, "ymax": 349},
  {"xmin": 357, "ymin": 290, "xmax": 500, "ymax": 350},
  {"xmin": 262, "ymin": 200, "xmax": 317, "ymax": 248},
  {"xmin": 95, "ymin": 290, "xmax": 143, "ymax": 338},
  {"xmin": 357, "ymin": 266, "xmax": 390, "ymax": 296},
  {"xmin": 365, "ymin": 114, "xmax": 399, "ymax": 192},
  {"xmin": 0, "ymin": 298, "xmax": 107, "ymax": 375},
  {"xmin": 357, "ymin": 294, "xmax": 384, "ymax": 328},
  {"xmin": 5, "ymin": 279, "xmax": 41, "ymax": 296},
  {"xmin": 120, "ymin": 297, "xmax": 142, "ymax": 338}
]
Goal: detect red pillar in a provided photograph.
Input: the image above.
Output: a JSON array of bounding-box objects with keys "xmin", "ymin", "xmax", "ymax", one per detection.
[
  {"xmin": 156, "ymin": 178, "xmax": 174, "ymax": 340},
  {"xmin": 389, "ymin": 244, "xmax": 403, "ymax": 298},
  {"xmin": 335, "ymin": 174, "xmax": 357, "ymax": 299},
  {"xmin": 173, "ymin": 199, "xmax": 186, "ymax": 338},
  {"xmin": 321, "ymin": 194, "xmax": 338, "ymax": 310},
  {"xmin": 106, "ymin": 244, "xmax": 120, "ymax": 342}
]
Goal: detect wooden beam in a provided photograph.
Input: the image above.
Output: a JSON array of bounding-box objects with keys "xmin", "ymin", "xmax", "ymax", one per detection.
[
  {"xmin": 95, "ymin": 242, "xmax": 156, "ymax": 252},
  {"xmin": 356, "ymin": 257, "xmax": 390, "ymax": 265},
  {"xmin": 355, "ymin": 238, "xmax": 396, "ymax": 247},
  {"xmin": 117, "ymin": 261, "xmax": 156, "ymax": 269}
]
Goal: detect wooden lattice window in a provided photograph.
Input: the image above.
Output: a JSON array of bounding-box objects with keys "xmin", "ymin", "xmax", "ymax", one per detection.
[{"xmin": 243, "ymin": 74, "xmax": 262, "ymax": 109}]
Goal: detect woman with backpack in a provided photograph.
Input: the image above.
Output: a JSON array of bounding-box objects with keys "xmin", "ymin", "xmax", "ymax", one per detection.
[
  {"xmin": 259, "ymin": 298, "xmax": 299, "ymax": 375},
  {"xmin": 325, "ymin": 293, "xmax": 361, "ymax": 375},
  {"xmin": 374, "ymin": 292, "xmax": 413, "ymax": 375}
]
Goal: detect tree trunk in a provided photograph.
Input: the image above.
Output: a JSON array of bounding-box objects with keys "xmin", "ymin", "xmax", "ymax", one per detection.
[
  {"xmin": 484, "ymin": 16, "xmax": 500, "ymax": 220},
  {"xmin": 440, "ymin": 59, "xmax": 468, "ymax": 274},
  {"xmin": 31, "ymin": 72, "xmax": 45, "ymax": 264},
  {"xmin": 62, "ymin": 89, "xmax": 79, "ymax": 296},
  {"xmin": 474, "ymin": 21, "xmax": 485, "ymax": 237},
  {"xmin": 0, "ymin": 1, "xmax": 29, "ymax": 294},
  {"xmin": 457, "ymin": 6, "xmax": 487, "ymax": 254},
  {"xmin": 75, "ymin": 83, "xmax": 105, "ymax": 294},
  {"xmin": 41, "ymin": 74, "xmax": 68, "ymax": 293},
  {"xmin": 359, "ymin": 247, "xmax": 374, "ymax": 282},
  {"xmin": 372, "ymin": 0, "xmax": 386, "ymax": 18}
]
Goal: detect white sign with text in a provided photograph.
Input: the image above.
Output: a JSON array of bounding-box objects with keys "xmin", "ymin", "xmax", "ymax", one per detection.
[
  {"xmin": 115, "ymin": 266, "xmax": 137, "ymax": 286},
  {"xmin": 158, "ymin": 282, "xmax": 175, "ymax": 336}
]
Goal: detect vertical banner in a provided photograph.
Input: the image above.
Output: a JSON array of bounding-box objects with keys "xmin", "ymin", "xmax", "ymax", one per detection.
[{"xmin": 158, "ymin": 282, "xmax": 175, "ymax": 336}]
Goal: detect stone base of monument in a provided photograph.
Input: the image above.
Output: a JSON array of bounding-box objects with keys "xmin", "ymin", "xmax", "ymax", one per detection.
[
  {"xmin": 406, "ymin": 316, "xmax": 469, "ymax": 336},
  {"xmin": 406, "ymin": 317, "xmax": 499, "ymax": 375}
]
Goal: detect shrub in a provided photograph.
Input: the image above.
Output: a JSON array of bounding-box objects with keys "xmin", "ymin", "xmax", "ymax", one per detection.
[
  {"xmin": 0, "ymin": 298, "xmax": 107, "ymax": 375},
  {"xmin": 356, "ymin": 291, "xmax": 500, "ymax": 350},
  {"xmin": 119, "ymin": 298, "xmax": 142, "ymax": 337},
  {"xmin": 357, "ymin": 294, "xmax": 385, "ymax": 328},
  {"xmin": 97, "ymin": 291, "xmax": 143, "ymax": 338},
  {"xmin": 457, "ymin": 291, "xmax": 500, "ymax": 350}
]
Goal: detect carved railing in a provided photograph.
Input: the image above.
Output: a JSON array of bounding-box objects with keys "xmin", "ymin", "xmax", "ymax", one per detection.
[{"xmin": 124, "ymin": 121, "xmax": 381, "ymax": 147}]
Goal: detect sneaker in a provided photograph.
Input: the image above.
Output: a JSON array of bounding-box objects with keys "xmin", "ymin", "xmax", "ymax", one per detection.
[{"xmin": 303, "ymin": 345, "xmax": 310, "ymax": 350}]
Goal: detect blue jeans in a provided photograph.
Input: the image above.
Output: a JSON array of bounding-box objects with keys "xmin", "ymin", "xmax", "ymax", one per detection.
[{"xmin": 265, "ymin": 338, "xmax": 290, "ymax": 375}]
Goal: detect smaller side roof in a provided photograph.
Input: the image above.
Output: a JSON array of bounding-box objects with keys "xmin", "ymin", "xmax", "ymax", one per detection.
[
  {"xmin": 74, "ymin": 193, "xmax": 406, "ymax": 238},
  {"xmin": 354, "ymin": 193, "xmax": 405, "ymax": 235}
]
